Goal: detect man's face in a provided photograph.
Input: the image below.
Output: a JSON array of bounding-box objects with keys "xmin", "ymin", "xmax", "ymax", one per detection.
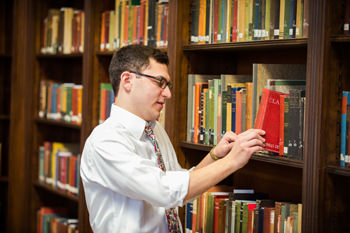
[{"xmin": 130, "ymin": 58, "xmax": 172, "ymax": 122}]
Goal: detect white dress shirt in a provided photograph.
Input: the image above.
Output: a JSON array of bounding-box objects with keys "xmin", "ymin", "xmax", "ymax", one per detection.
[{"xmin": 80, "ymin": 105, "xmax": 189, "ymax": 233}]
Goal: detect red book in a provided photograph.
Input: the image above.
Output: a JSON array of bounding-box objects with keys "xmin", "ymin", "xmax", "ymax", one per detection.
[
  {"xmin": 212, "ymin": 193, "xmax": 229, "ymax": 233},
  {"xmin": 232, "ymin": 0, "xmax": 238, "ymax": 42},
  {"xmin": 213, "ymin": 0, "xmax": 219, "ymax": 43},
  {"xmin": 247, "ymin": 203, "xmax": 257, "ymax": 233},
  {"xmin": 124, "ymin": 6, "xmax": 129, "ymax": 46},
  {"xmin": 255, "ymin": 88, "xmax": 287, "ymax": 153},
  {"xmin": 139, "ymin": 0, "xmax": 146, "ymax": 44},
  {"xmin": 236, "ymin": 90, "xmax": 242, "ymax": 134}
]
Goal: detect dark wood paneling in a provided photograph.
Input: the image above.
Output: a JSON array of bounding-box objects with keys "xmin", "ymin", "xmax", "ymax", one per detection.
[{"xmin": 8, "ymin": 0, "xmax": 35, "ymax": 232}]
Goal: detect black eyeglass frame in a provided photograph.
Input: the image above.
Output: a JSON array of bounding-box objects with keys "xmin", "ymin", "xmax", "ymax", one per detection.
[{"xmin": 129, "ymin": 71, "xmax": 173, "ymax": 90}]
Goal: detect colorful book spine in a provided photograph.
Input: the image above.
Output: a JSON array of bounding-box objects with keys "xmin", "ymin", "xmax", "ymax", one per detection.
[{"xmin": 341, "ymin": 91, "xmax": 349, "ymax": 167}]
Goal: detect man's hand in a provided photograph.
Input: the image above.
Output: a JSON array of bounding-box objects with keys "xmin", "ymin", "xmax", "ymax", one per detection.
[
  {"xmin": 225, "ymin": 129, "xmax": 266, "ymax": 169},
  {"xmin": 211, "ymin": 131, "xmax": 237, "ymax": 159}
]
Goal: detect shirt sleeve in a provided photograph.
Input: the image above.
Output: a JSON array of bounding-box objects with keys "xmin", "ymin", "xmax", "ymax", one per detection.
[{"xmin": 81, "ymin": 126, "xmax": 189, "ymax": 209}]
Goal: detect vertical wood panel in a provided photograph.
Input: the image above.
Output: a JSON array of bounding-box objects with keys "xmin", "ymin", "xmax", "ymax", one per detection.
[
  {"xmin": 8, "ymin": 0, "xmax": 35, "ymax": 232},
  {"xmin": 303, "ymin": 0, "xmax": 328, "ymax": 232}
]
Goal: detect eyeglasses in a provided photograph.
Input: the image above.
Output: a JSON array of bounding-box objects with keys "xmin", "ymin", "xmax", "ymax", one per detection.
[{"xmin": 129, "ymin": 71, "xmax": 173, "ymax": 90}]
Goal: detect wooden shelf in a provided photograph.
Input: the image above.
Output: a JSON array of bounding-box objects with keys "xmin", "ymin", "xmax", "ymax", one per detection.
[
  {"xmin": 327, "ymin": 164, "xmax": 350, "ymax": 176},
  {"xmin": 36, "ymin": 53, "xmax": 83, "ymax": 59},
  {"xmin": 330, "ymin": 35, "xmax": 350, "ymax": 43},
  {"xmin": 0, "ymin": 114, "xmax": 10, "ymax": 120},
  {"xmin": 34, "ymin": 117, "xmax": 81, "ymax": 130},
  {"xmin": 0, "ymin": 176, "xmax": 8, "ymax": 183},
  {"xmin": 96, "ymin": 47, "xmax": 168, "ymax": 57},
  {"xmin": 183, "ymin": 38, "xmax": 308, "ymax": 52},
  {"xmin": 179, "ymin": 141, "xmax": 304, "ymax": 168},
  {"xmin": 96, "ymin": 51, "xmax": 115, "ymax": 56},
  {"xmin": 0, "ymin": 54, "xmax": 11, "ymax": 58},
  {"xmin": 33, "ymin": 180, "xmax": 79, "ymax": 202}
]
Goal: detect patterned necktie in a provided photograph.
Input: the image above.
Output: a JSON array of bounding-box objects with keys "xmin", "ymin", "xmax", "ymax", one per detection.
[{"xmin": 144, "ymin": 125, "xmax": 181, "ymax": 233}]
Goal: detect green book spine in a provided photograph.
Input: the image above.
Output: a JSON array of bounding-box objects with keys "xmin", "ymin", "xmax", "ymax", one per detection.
[
  {"xmin": 205, "ymin": 89, "xmax": 210, "ymax": 144},
  {"xmin": 242, "ymin": 202, "xmax": 249, "ymax": 233},
  {"xmin": 284, "ymin": 0, "xmax": 291, "ymax": 38},
  {"xmin": 265, "ymin": 0, "xmax": 271, "ymax": 39},
  {"xmin": 209, "ymin": 80, "xmax": 215, "ymax": 145},
  {"xmin": 128, "ymin": 5, "xmax": 134, "ymax": 45},
  {"xmin": 66, "ymin": 85, "xmax": 73, "ymax": 122},
  {"xmin": 235, "ymin": 201, "xmax": 241, "ymax": 233},
  {"xmin": 221, "ymin": 90, "xmax": 227, "ymax": 136}
]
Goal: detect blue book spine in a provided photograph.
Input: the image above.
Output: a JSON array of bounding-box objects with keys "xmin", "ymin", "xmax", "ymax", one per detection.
[
  {"xmin": 254, "ymin": 0, "xmax": 260, "ymax": 40},
  {"xmin": 289, "ymin": 0, "xmax": 296, "ymax": 38},
  {"xmin": 186, "ymin": 202, "xmax": 193, "ymax": 231},
  {"xmin": 346, "ymin": 92, "xmax": 350, "ymax": 167},
  {"xmin": 340, "ymin": 91, "xmax": 347, "ymax": 167},
  {"xmin": 52, "ymin": 84, "xmax": 57, "ymax": 116}
]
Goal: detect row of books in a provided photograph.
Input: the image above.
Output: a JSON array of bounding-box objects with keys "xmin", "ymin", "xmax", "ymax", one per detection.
[
  {"xmin": 256, "ymin": 88, "xmax": 305, "ymax": 160},
  {"xmin": 185, "ymin": 187, "xmax": 302, "ymax": 233},
  {"xmin": 39, "ymin": 80, "xmax": 83, "ymax": 125},
  {"xmin": 99, "ymin": 83, "xmax": 115, "ymax": 123},
  {"xmin": 38, "ymin": 141, "xmax": 80, "ymax": 196},
  {"xmin": 41, "ymin": 8, "xmax": 84, "ymax": 54},
  {"xmin": 37, "ymin": 207, "xmax": 78, "ymax": 233},
  {"xmin": 100, "ymin": 0, "xmax": 168, "ymax": 51},
  {"xmin": 186, "ymin": 64, "xmax": 306, "ymax": 159},
  {"xmin": 190, "ymin": 0, "xmax": 308, "ymax": 44},
  {"xmin": 340, "ymin": 91, "xmax": 350, "ymax": 168}
]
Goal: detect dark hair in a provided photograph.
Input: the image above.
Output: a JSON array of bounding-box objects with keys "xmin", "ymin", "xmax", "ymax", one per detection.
[{"xmin": 109, "ymin": 44, "xmax": 169, "ymax": 96}]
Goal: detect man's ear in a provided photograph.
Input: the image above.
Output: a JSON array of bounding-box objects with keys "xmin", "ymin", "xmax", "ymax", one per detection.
[{"xmin": 120, "ymin": 71, "xmax": 133, "ymax": 92}]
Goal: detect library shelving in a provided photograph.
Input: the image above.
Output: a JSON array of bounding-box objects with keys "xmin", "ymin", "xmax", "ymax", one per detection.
[
  {"xmin": 4, "ymin": 0, "xmax": 350, "ymax": 233},
  {"xmin": 166, "ymin": 0, "xmax": 349, "ymax": 233}
]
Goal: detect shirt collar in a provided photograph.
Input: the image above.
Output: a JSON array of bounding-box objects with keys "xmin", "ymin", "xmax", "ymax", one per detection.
[{"xmin": 109, "ymin": 104, "xmax": 156, "ymax": 140}]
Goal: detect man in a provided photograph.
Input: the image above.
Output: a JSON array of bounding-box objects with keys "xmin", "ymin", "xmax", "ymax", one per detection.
[{"xmin": 80, "ymin": 44, "xmax": 265, "ymax": 233}]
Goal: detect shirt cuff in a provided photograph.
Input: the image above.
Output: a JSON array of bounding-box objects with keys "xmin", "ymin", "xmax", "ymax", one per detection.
[{"xmin": 162, "ymin": 170, "xmax": 189, "ymax": 208}]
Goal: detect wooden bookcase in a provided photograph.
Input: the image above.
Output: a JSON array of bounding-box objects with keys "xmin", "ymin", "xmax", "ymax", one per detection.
[
  {"xmin": 4, "ymin": 0, "xmax": 350, "ymax": 233},
  {"xmin": 0, "ymin": 1, "xmax": 12, "ymax": 232},
  {"xmin": 166, "ymin": 0, "xmax": 350, "ymax": 233}
]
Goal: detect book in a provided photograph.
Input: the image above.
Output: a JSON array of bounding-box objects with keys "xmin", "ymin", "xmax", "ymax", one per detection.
[
  {"xmin": 287, "ymin": 89, "xmax": 305, "ymax": 159},
  {"xmin": 252, "ymin": 63, "xmax": 306, "ymax": 127},
  {"xmin": 340, "ymin": 91, "xmax": 350, "ymax": 167},
  {"xmin": 187, "ymin": 74, "xmax": 218, "ymax": 143},
  {"xmin": 279, "ymin": 94, "xmax": 289, "ymax": 156},
  {"xmin": 255, "ymin": 88, "xmax": 287, "ymax": 153}
]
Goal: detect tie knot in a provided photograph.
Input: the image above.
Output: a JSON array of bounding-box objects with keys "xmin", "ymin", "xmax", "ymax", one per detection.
[{"xmin": 144, "ymin": 126, "xmax": 153, "ymax": 137}]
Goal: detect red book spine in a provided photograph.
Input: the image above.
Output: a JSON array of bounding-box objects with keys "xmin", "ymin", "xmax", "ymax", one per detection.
[
  {"xmin": 255, "ymin": 88, "xmax": 285, "ymax": 153},
  {"xmin": 105, "ymin": 11, "xmax": 110, "ymax": 50},
  {"xmin": 60, "ymin": 155, "xmax": 67, "ymax": 191},
  {"xmin": 124, "ymin": 6, "xmax": 129, "ymax": 46},
  {"xmin": 214, "ymin": 198, "xmax": 220, "ymax": 233},
  {"xmin": 236, "ymin": 90, "xmax": 242, "ymax": 134},
  {"xmin": 247, "ymin": 203, "xmax": 256, "ymax": 233},
  {"xmin": 232, "ymin": 0, "xmax": 238, "ymax": 42},
  {"xmin": 214, "ymin": 0, "xmax": 219, "ymax": 43}
]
